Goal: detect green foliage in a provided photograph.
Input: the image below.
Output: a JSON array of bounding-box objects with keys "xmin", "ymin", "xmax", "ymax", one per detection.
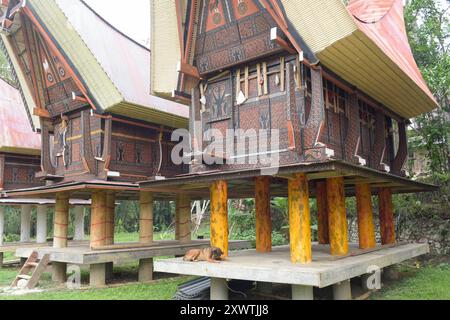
[{"xmin": 0, "ymin": 44, "xmax": 14, "ymax": 84}]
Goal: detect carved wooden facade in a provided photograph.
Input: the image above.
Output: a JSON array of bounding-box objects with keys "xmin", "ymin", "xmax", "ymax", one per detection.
[
  {"xmin": 0, "ymin": 153, "xmax": 41, "ymax": 191},
  {"xmin": 187, "ymin": 0, "xmax": 408, "ymax": 176}
]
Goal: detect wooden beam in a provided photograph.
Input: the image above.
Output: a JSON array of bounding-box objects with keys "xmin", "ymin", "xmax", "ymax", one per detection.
[
  {"xmin": 90, "ymin": 191, "xmax": 107, "ymax": 248},
  {"xmin": 316, "ymin": 181, "xmax": 329, "ymax": 244},
  {"xmin": 177, "ymin": 61, "xmax": 201, "ymax": 79},
  {"xmin": 356, "ymin": 184, "xmax": 376, "ymax": 249},
  {"xmin": 33, "ymin": 107, "xmax": 51, "ymax": 118},
  {"xmin": 105, "ymin": 192, "xmax": 115, "ymax": 245},
  {"xmin": 270, "ymin": 27, "xmax": 296, "ymax": 54},
  {"xmin": 327, "ymin": 177, "xmax": 348, "ymax": 256},
  {"xmin": 255, "ymin": 177, "xmax": 272, "ymax": 253},
  {"xmin": 54, "ymin": 193, "xmax": 69, "ymax": 248},
  {"xmin": 210, "ymin": 180, "xmax": 228, "ymax": 256},
  {"xmin": 176, "ymin": 194, "xmax": 192, "ymax": 244},
  {"xmin": 379, "ymin": 188, "xmax": 395, "ymax": 245},
  {"xmin": 288, "ymin": 173, "xmax": 312, "ymax": 264},
  {"xmin": 139, "ymin": 192, "xmax": 154, "ymax": 244}
]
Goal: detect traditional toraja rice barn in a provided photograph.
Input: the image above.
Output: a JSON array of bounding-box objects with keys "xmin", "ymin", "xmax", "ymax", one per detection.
[
  {"xmin": 0, "ymin": 0, "xmax": 249, "ymax": 287},
  {"xmin": 0, "ymin": 77, "xmax": 91, "ymax": 268},
  {"xmin": 144, "ymin": 0, "xmax": 439, "ymax": 300}
]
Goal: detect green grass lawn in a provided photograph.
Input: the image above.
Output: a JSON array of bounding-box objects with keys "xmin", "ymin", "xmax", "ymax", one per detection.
[{"xmin": 372, "ymin": 263, "xmax": 450, "ymax": 300}]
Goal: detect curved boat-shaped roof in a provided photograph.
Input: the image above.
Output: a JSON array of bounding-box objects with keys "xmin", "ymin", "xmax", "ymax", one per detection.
[{"xmin": 0, "ymin": 77, "xmax": 40, "ymax": 155}]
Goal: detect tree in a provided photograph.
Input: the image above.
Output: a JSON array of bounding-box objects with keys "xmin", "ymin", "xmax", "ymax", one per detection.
[
  {"xmin": 0, "ymin": 43, "xmax": 14, "ymax": 83},
  {"xmin": 404, "ymin": 0, "xmax": 450, "ymax": 178}
]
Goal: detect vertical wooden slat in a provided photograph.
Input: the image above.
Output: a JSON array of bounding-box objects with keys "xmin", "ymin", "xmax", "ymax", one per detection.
[
  {"xmin": 139, "ymin": 191, "xmax": 154, "ymax": 244},
  {"xmin": 327, "ymin": 177, "xmax": 348, "ymax": 256},
  {"xmin": 288, "ymin": 173, "xmax": 312, "ymax": 264},
  {"xmin": 54, "ymin": 193, "xmax": 70, "ymax": 248},
  {"xmin": 255, "ymin": 177, "xmax": 272, "ymax": 253},
  {"xmin": 316, "ymin": 181, "xmax": 329, "ymax": 244},
  {"xmin": 379, "ymin": 188, "xmax": 395, "ymax": 245},
  {"xmin": 356, "ymin": 183, "xmax": 376, "ymax": 249},
  {"xmin": 210, "ymin": 180, "xmax": 228, "ymax": 256}
]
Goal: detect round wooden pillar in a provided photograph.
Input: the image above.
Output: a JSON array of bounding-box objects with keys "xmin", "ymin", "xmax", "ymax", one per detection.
[
  {"xmin": 210, "ymin": 180, "xmax": 228, "ymax": 256},
  {"xmin": 0, "ymin": 206, "xmax": 4, "ymax": 247},
  {"xmin": 105, "ymin": 192, "xmax": 116, "ymax": 245},
  {"xmin": 356, "ymin": 183, "xmax": 376, "ymax": 249},
  {"xmin": 316, "ymin": 181, "xmax": 329, "ymax": 244},
  {"xmin": 327, "ymin": 177, "xmax": 348, "ymax": 256},
  {"xmin": 54, "ymin": 193, "xmax": 70, "ymax": 248},
  {"xmin": 90, "ymin": 191, "xmax": 107, "ymax": 248},
  {"xmin": 288, "ymin": 173, "xmax": 312, "ymax": 264},
  {"xmin": 255, "ymin": 176, "xmax": 272, "ymax": 253},
  {"xmin": 139, "ymin": 191, "xmax": 154, "ymax": 244},
  {"xmin": 176, "ymin": 194, "xmax": 192, "ymax": 244},
  {"xmin": 379, "ymin": 188, "xmax": 395, "ymax": 245}
]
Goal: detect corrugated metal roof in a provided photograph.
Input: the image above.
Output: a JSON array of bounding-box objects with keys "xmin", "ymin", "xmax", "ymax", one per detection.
[{"xmin": 0, "ymin": 77, "xmax": 40, "ymax": 155}]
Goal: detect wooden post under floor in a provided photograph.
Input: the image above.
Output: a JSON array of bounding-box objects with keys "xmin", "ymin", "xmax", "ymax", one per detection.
[
  {"xmin": 36, "ymin": 205, "xmax": 48, "ymax": 244},
  {"xmin": 210, "ymin": 180, "xmax": 228, "ymax": 256},
  {"xmin": 356, "ymin": 183, "xmax": 376, "ymax": 249},
  {"xmin": 292, "ymin": 285, "xmax": 314, "ymax": 300},
  {"xmin": 0, "ymin": 206, "xmax": 4, "ymax": 247},
  {"xmin": 20, "ymin": 204, "xmax": 32, "ymax": 243},
  {"xmin": 105, "ymin": 192, "xmax": 116, "ymax": 245},
  {"xmin": 73, "ymin": 206, "xmax": 85, "ymax": 241},
  {"xmin": 316, "ymin": 181, "xmax": 329, "ymax": 245},
  {"xmin": 53, "ymin": 193, "xmax": 70, "ymax": 283},
  {"xmin": 379, "ymin": 188, "xmax": 396, "ymax": 245},
  {"xmin": 210, "ymin": 278, "xmax": 228, "ymax": 300},
  {"xmin": 139, "ymin": 191, "xmax": 154, "ymax": 244},
  {"xmin": 288, "ymin": 173, "xmax": 312, "ymax": 264},
  {"xmin": 176, "ymin": 194, "xmax": 192, "ymax": 244},
  {"xmin": 333, "ymin": 280, "xmax": 352, "ymax": 300},
  {"xmin": 90, "ymin": 191, "xmax": 107, "ymax": 248},
  {"xmin": 138, "ymin": 258, "xmax": 154, "ymax": 282},
  {"xmin": 327, "ymin": 177, "xmax": 348, "ymax": 256},
  {"xmin": 255, "ymin": 177, "xmax": 272, "ymax": 253}
]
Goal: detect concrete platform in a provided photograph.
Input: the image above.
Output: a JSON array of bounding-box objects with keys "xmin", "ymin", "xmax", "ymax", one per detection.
[
  {"xmin": 154, "ymin": 243, "xmax": 429, "ymax": 288},
  {"xmin": 1, "ymin": 240, "xmax": 88, "ymax": 253},
  {"xmin": 15, "ymin": 240, "xmax": 250, "ymax": 265}
]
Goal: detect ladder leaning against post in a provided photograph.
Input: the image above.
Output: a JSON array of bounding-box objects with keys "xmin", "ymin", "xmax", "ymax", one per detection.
[{"xmin": 11, "ymin": 251, "xmax": 50, "ymax": 289}]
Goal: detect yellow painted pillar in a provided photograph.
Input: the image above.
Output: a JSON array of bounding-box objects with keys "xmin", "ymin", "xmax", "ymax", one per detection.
[
  {"xmin": 176, "ymin": 194, "xmax": 192, "ymax": 244},
  {"xmin": 255, "ymin": 177, "xmax": 272, "ymax": 253},
  {"xmin": 210, "ymin": 180, "xmax": 228, "ymax": 256},
  {"xmin": 288, "ymin": 173, "xmax": 312, "ymax": 264},
  {"xmin": 54, "ymin": 193, "xmax": 70, "ymax": 248},
  {"xmin": 356, "ymin": 183, "xmax": 376, "ymax": 249},
  {"xmin": 327, "ymin": 177, "xmax": 348, "ymax": 256},
  {"xmin": 379, "ymin": 188, "xmax": 395, "ymax": 245},
  {"xmin": 139, "ymin": 191, "xmax": 154, "ymax": 244},
  {"xmin": 90, "ymin": 191, "xmax": 107, "ymax": 248},
  {"xmin": 105, "ymin": 192, "xmax": 116, "ymax": 245},
  {"xmin": 316, "ymin": 181, "xmax": 329, "ymax": 244}
]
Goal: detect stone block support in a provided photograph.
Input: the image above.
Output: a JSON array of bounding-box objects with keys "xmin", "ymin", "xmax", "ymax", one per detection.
[
  {"xmin": 316, "ymin": 181, "xmax": 329, "ymax": 244},
  {"xmin": 36, "ymin": 205, "xmax": 48, "ymax": 244},
  {"xmin": 333, "ymin": 280, "xmax": 352, "ymax": 300},
  {"xmin": 20, "ymin": 204, "xmax": 32, "ymax": 243},
  {"xmin": 210, "ymin": 180, "xmax": 228, "ymax": 256},
  {"xmin": 138, "ymin": 258, "xmax": 154, "ymax": 282},
  {"xmin": 288, "ymin": 173, "xmax": 312, "ymax": 264},
  {"xmin": 90, "ymin": 263, "xmax": 106, "ymax": 287},
  {"xmin": 176, "ymin": 194, "xmax": 192, "ymax": 244},
  {"xmin": 54, "ymin": 194, "xmax": 70, "ymax": 248},
  {"xmin": 210, "ymin": 278, "xmax": 228, "ymax": 300},
  {"xmin": 379, "ymin": 188, "xmax": 396, "ymax": 245},
  {"xmin": 356, "ymin": 184, "xmax": 376, "ymax": 249},
  {"xmin": 327, "ymin": 177, "xmax": 348, "ymax": 256},
  {"xmin": 255, "ymin": 177, "xmax": 272, "ymax": 253},
  {"xmin": 292, "ymin": 285, "xmax": 314, "ymax": 300},
  {"xmin": 73, "ymin": 206, "xmax": 85, "ymax": 241},
  {"xmin": 52, "ymin": 262, "xmax": 67, "ymax": 283},
  {"xmin": 139, "ymin": 192, "xmax": 154, "ymax": 244}
]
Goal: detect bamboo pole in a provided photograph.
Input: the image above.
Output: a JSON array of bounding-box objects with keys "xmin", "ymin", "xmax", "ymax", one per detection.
[
  {"xmin": 90, "ymin": 191, "xmax": 107, "ymax": 248},
  {"xmin": 105, "ymin": 192, "xmax": 116, "ymax": 245},
  {"xmin": 54, "ymin": 193, "xmax": 70, "ymax": 248},
  {"xmin": 356, "ymin": 183, "xmax": 376, "ymax": 249},
  {"xmin": 176, "ymin": 194, "xmax": 192, "ymax": 244},
  {"xmin": 327, "ymin": 177, "xmax": 348, "ymax": 256},
  {"xmin": 255, "ymin": 176, "xmax": 272, "ymax": 253},
  {"xmin": 288, "ymin": 173, "xmax": 312, "ymax": 264},
  {"xmin": 379, "ymin": 187, "xmax": 395, "ymax": 245},
  {"xmin": 316, "ymin": 181, "xmax": 329, "ymax": 244},
  {"xmin": 210, "ymin": 180, "xmax": 228, "ymax": 256},
  {"xmin": 139, "ymin": 191, "xmax": 154, "ymax": 244}
]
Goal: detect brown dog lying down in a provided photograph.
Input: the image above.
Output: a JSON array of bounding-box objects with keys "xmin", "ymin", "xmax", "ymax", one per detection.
[{"xmin": 183, "ymin": 246, "xmax": 226, "ymax": 263}]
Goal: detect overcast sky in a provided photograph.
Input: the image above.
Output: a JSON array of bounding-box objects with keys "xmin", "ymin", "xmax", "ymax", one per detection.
[{"xmin": 84, "ymin": 0, "xmax": 150, "ymax": 47}]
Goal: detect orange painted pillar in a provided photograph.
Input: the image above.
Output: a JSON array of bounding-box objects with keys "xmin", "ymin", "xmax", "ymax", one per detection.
[
  {"xmin": 327, "ymin": 177, "xmax": 348, "ymax": 256},
  {"xmin": 288, "ymin": 173, "xmax": 312, "ymax": 264},
  {"xmin": 316, "ymin": 181, "xmax": 329, "ymax": 244},
  {"xmin": 90, "ymin": 191, "xmax": 107, "ymax": 248},
  {"xmin": 379, "ymin": 188, "xmax": 396, "ymax": 245},
  {"xmin": 139, "ymin": 191, "xmax": 154, "ymax": 244},
  {"xmin": 356, "ymin": 184, "xmax": 376, "ymax": 249},
  {"xmin": 255, "ymin": 177, "xmax": 272, "ymax": 253},
  {"xmin": 105, "ymin": 192, "xmax": 116, "ymax": 245},
  {"xmin": 210, "ymin": 180, "xmax": 228, "ymax": 256},
  {"xmin": 54, "ymin": 193, "xmax": 69, "ymax": 248}
]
